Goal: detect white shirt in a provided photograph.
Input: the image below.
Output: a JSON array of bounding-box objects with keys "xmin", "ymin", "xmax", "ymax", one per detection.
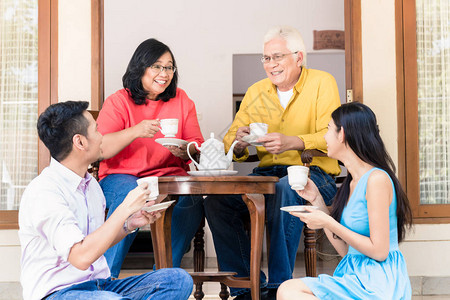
[
  {"xmin": 19, "ymin": 158, "xmax": 110, "ymax": 300},
  {"xmin": 277, "ymin": 88, "xmax": 294, "ymax": 109}
]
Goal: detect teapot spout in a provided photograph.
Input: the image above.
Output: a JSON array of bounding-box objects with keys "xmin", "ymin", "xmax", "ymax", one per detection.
[{"xmin": 226, "ymin": 140, "xmax": 239, "ymax": 164}]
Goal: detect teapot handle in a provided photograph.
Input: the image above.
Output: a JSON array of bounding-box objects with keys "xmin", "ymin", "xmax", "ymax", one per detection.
[{"xmin": 187, "ymin": 141, "xmax": 201, "ymax": 169}]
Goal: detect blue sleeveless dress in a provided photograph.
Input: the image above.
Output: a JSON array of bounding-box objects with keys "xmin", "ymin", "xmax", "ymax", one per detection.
[{"xmin": 302, "ymin": 168, "xmax": 412, "ymax": 300}]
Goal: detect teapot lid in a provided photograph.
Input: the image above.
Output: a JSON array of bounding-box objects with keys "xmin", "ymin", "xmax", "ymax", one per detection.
[{"xmin": 203, "ymin": 132, "xmax": 223, "ymax": 147}]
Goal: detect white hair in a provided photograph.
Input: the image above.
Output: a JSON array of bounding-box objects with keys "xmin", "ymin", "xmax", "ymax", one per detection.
[{"xmin": 263, "ymin": 25, "xmax": 307, "ymax": 67}]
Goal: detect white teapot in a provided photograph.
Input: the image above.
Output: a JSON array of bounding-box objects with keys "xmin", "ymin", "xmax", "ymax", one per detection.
[{"xmin": 187, "ymin": 133, "xmax": 238, "ymax": 170}]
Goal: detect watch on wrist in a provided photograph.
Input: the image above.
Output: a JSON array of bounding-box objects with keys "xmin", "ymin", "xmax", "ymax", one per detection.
[{"xmin": 123, "ymin": 219, "xmax": 138, "ymax": 235}]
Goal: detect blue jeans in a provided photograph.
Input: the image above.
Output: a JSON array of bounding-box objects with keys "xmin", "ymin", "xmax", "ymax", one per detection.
[
  {"xmin": 100, "ymin": 174, "xmax": 204, "ymax": 278},
  {"xmin": 204, "ymin": 165, "xmax": 336, "ymax": 296},
  {"xmin": 45, "ymin": 268, "xmax": 193, "ymax": 299}
]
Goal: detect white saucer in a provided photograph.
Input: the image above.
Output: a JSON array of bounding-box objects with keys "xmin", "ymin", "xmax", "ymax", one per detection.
[
  {"xmin": 141, "ymin": 200, "xmax": 176, "ymax": 213},
  {"xmin": 187, "ymin": 170, "xmax": 239, "ymax": 176},
  {"xmin": 291, "ymin": 185, "xmax": 305, "ymax": 191},
  {"xmin": 155, "ymin": 138, "xmax": 188, "ymax": 147},
  {"xmin": 280, "ymin": 205, "xmax": 318, "ymax": 213},
  {"xmin": 241, "ymin": 134, "xmax": 264, "ymax": 146}
]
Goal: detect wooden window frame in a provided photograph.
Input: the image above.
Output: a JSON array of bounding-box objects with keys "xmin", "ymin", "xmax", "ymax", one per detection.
[
  {"xmin": 91, "ymin": 0, "xmax": 104, "ymax": 111},
  {"xmin": 396, "ymin": 0, "xmax": 450, "ymax": 223},
  {"xmin": 0, "ymin": 0, "xmax": 104, "ymax": 229},
  {"xmin": 0, "ymin": 0, "xmax": 56, "ymax": 229},
  {"xmin": 344, "ymin": 0, "xmax": 363, "ymax": 103}
]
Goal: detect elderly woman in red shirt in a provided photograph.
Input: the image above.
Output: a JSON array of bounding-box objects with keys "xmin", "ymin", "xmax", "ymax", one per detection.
[{"xmin": 97, "ymin": 38, "xmax": 204, "ymax": 278}]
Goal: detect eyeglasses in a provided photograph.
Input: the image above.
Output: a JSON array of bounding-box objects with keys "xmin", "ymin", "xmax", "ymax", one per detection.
[
  {"xmin": 261, "ymin": 52, "xmax": 298, "ymax": 64},
  {"xmin": 149, "ymin": 64, "xmax": 177, "ymax": 74}
]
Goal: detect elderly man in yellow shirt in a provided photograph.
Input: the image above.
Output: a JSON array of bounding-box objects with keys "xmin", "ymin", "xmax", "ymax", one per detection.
[{"xmin": 204, "ymin": 26, "xmax": 341, "ymax": 300}]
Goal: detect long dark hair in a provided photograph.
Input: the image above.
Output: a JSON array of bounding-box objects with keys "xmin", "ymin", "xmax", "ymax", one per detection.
[
  {"xmin": 330, "ymin": 102, "xmax": 412, "ymax": 242},
  {"xmin": 122, "ymin": 38, "xmax": 178, "ymax": 105}
]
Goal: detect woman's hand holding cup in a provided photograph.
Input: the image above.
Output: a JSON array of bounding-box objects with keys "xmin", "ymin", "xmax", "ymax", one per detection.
[
  {"xmin": 295, "ymin": 178, "xmax": 328, "ymax": 213},
  {"xmin": 288, "ymin": 166, "xmax": 327, "ymax": 212},
  {"xmin": 135, "ymin": 119, "xmax": 160, "ymax": 138}
]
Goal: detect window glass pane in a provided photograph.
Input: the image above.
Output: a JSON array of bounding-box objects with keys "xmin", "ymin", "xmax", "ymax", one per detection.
[
  {"xmin": 416, "ymin": 0, "xmax": 450, "ymax": 204},
  {"xmin": 0, "ymin": 0, "xmax": 38, "ymax": 210}
]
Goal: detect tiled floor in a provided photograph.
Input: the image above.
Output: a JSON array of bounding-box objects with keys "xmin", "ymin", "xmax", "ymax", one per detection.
[
  {"xmin": 119, "ymin": 253, "xmax": 338, "ymax": 299},
  {"xmin": 119, "ymin": 254, "xmax": 450, "ymax": 299},
  {"xmin": 1, "ymin": 254, "xmax": 447, "ymax": 300}
]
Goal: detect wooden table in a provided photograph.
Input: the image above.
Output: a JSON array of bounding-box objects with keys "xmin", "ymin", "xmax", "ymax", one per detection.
[{"xmin": 149, "ymin": 176, "xmax": 278, "ymax": 300}]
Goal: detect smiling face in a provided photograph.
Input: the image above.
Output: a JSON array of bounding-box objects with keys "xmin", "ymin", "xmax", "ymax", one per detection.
[
  {"xmin": 324, "ymin": 119, "xmax": 343, "ymax": 160},
  {"xmin": 141, "ymin": 51, "xmax": 174, "ymax": 100},
  {"xmin": 263, "ymin": 38, "xmax": 303, "ymax": 91}
]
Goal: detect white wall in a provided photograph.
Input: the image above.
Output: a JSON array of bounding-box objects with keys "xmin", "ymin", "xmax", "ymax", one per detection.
[
  {"xmin": 361, "ymin": 0, "xmax": 398, "ymax": 167},
  {"xmin": 58, "ymin": 0, "xmax": 91, "ymax": 103},
  {"xmin": 104, "ymin": 0, "xmax": 344, "ymax": 139},
  {"xmin": 401, "ymin": 224, "xmax": 450, "ymax": 276},
  {"xmin": 361, "ymin": 0, "xmax": 450, "ymax": 276},
  {"xmin": 0, "ymin": 230, "xmax": 21, "ymax": 282}
]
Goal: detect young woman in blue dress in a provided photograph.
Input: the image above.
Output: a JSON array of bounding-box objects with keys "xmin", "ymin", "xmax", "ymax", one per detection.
[{"xmin": 277, "ymin": 102, "xmax": 413, "ymax": 300}]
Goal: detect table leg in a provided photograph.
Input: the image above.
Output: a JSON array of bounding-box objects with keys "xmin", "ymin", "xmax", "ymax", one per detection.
[
  {"xmin": 304, "ymin": 226, "xmax": 317, "ymax": 277},
  {"xmin": 150, "ymin": 198, "xmax": 174, "ymax": 269},
  {"xmin": 193, "ymin": 219, "xmax": 205, "ymax": 300},
  {"xmin": 150, "ymin": 222, "xmax": 160, "ymax": 268},
  {"xmin": 242, "ymin": 193, "xmax": 265, "ymax": 300}
]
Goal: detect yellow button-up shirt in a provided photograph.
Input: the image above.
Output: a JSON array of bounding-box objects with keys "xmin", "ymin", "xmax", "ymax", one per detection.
[{"xmin": 224, "ymin": 68, "xmax": 341, "ymax": 176}]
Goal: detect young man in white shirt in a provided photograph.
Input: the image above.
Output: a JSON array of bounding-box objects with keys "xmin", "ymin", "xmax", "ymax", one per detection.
[{"xmin": 19, "ymin": 101, "xmax": 193, "ymax": 300}]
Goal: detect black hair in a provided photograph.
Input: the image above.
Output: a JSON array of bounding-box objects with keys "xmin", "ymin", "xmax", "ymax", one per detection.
[
  {"xmin": 330, "ymin": 102, "xmax": 412, "ymax": 242},
  {"xmin": 37, "ymin": 101, "xmax": 90, "ymax": 162},
  {"xmin": 122, "ymin": 38, "xmax": 178, "ymax": 105}
]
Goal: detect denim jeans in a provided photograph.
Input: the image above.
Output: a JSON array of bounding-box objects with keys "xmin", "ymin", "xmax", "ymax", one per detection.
[
  {"xmin": 45, "ymin": 268, "xmax": 193, "ymax": 299},
  {"xmin": 100, "ymin": 174, "xmax": 204, "ymax": 277},
  {"xmin": 204, "ymin": 165, "xmax": 337, "ymax": 297}
]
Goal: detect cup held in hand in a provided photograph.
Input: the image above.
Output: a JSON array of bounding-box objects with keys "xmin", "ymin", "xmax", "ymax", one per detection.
[
  {"xmin": 249, "ymin": 122, "xmax": 268, "ymax": 137},
  {"xmin": 287, "ymin": 166, "xmax": 309, "ymax": 190},
  {"xmin": 136, "ymin": 176, "xmax": 159, "ymax": 200},
  {"xmin": 160, "ymin": 118, "xmax": 178, "ymax": 138}
]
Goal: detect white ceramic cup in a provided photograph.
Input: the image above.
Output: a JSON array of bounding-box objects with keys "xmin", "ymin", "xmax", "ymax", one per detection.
[
  {"xmin": 136, "ymin": 176, "xmax": 159, "ymax": 200},
  {"xmin": 249, "ymin": 122, "xmax": 268, "ymax": 137},
  {"xmin": 287, "ymin": 166, "xmax": 309, "ymax": 190},
  {"xmin": 160, "ymin": 118, "xmax": 178, "ymax": 137}
]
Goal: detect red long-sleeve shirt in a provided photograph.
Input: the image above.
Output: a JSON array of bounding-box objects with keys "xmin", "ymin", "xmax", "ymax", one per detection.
[{"xmin": 97, "ymin": 88, "xmax": 204, "ymax": 180}]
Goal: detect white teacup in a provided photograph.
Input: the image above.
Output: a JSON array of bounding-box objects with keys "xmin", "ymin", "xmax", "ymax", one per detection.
[
  {"xmin": 287, "ymin": 166, "xmax": 309, "ymax": 190},
  {"xmin": 160, "ymin": 118, "xmax": 178, "ymax": 137},
  {"xmin": 249, "ymin": 122, "xmax": 268, "ymax": 137},
  {"xmin": 136, "ymin": 176, "xmax": 159, "ymax": 200}
]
